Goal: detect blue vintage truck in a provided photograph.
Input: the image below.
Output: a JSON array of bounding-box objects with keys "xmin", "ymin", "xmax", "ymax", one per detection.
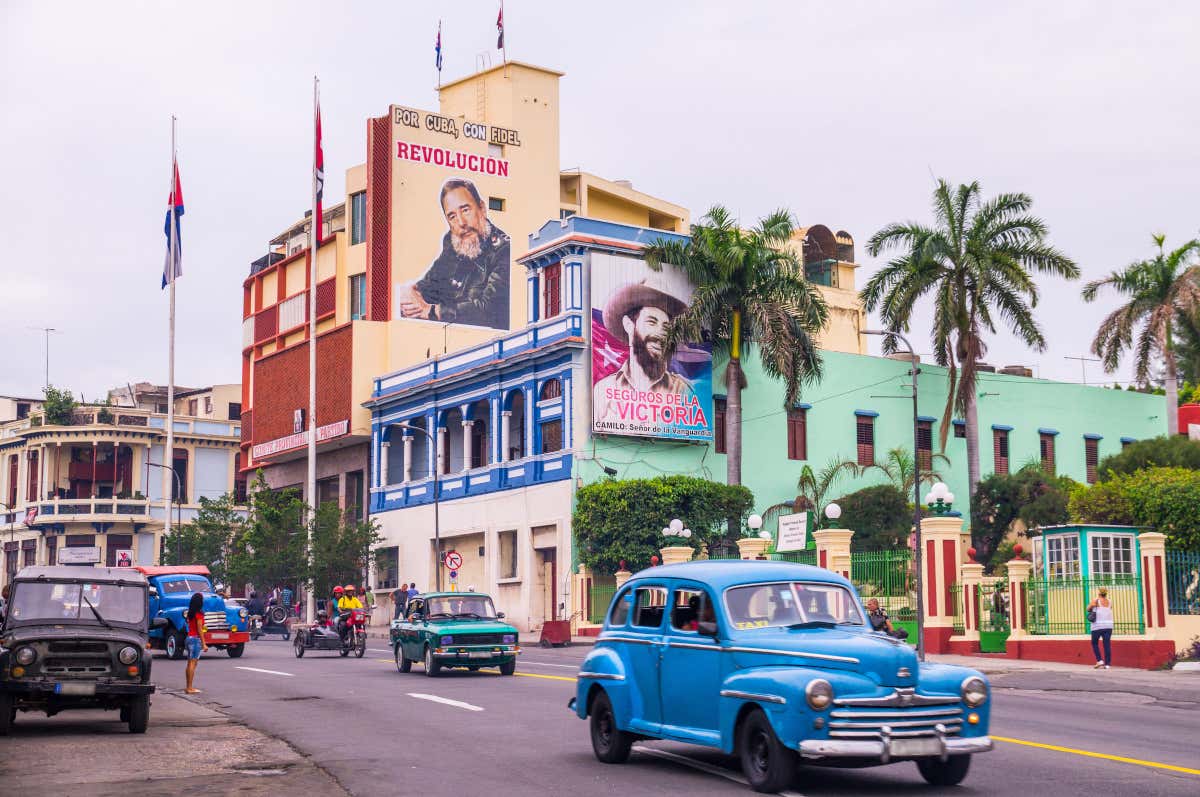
[{"xmin": 134, "ymin": 566, "xmax": 250, "ymax": 658}]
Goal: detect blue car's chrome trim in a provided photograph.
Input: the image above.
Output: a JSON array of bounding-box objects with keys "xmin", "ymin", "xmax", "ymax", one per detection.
[
  {"xmin": 722, "ymin": 645, "xmax": 860, "ymax": 665},
  {"xmin": 666, "ymin": 641, "xmax": 719, "ymax": 651},
  {"xmin": 799, "ymin": 735, "xmax": 992, "ymax": 760},
  {"xmin": 578, "ymin": 671, "xmax": 625, "ymax": 681},
  {"xmin": 720, "ymin": 689, "xmax": 786, "ymax": 705},
  {"xmin": 834, "ymin": 687, "xmax": 959, "ymax": 707},
  {"xmin": 597, "ymin": 635, "xmax": 658, "ymax": 646},
  {"xmin": 830, "ymin": 706, "xmax": 961, "ymax": 720}
]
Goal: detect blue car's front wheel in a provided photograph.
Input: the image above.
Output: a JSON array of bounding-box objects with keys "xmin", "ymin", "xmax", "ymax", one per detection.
[
  {"xmin": 917, "ymin": 755, "xmax": 971, "ymax": 786},
  {"xmin": 738, "ymin": 708, "xmax": 797, "ymax": 793},
  {"xmin": 589, "ymin": 690, "xmax": 633, "ymax": 764}
]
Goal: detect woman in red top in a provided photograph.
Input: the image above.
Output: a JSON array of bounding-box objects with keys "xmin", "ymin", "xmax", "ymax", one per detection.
[{"xmin": 184, "ymin": 592, "xmax": 208, "ymax": 694}]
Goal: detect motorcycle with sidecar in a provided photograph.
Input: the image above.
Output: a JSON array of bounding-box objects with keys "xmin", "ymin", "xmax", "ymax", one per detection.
[{"xmin": 293, "ymin": 608, "xmax": 368, "ymax": 658}]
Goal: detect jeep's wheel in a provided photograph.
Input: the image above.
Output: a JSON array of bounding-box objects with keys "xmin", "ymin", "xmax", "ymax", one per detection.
[
  {"xmin": 0, "ymin": 692, "xmax": 13, "ymax": 736},
  {"xmin": 294, "ymin": 635, "xmax": 306, "ymax": 658},
  {"xmin": 589, "ymin": 690, "xmax": 632, "ymax": 764},
  {"xmin": 165, "ymin": 630, "xmax": 186, "ymax": 660},
  {"xmin": 738, "ymin": 708, "xmax": 796, "ymax": 793},
  {"xmin": 916, "ymin": 755, "xmax": 971, "ymax": 786},
  {"xmin": 499, "ymin": 659, "xmax": 516, "ymax": 676},
  {"xmin": 281, "ymin": 629, "xmax": 290, "ymax": 641},
  {"xmin": 424, "ymin": 645, "xmax": 440, "ymax": 677},
  {"xmin": 226, "ymin": 643, "xmax": 245, "ymax": 658},
  {"xmin": 395, "ymin": 645, "xmax": 412, "ymax": 673},
  {"xmin": 127, "ymin": 695, "xmax": 150, "ymax": 734}
]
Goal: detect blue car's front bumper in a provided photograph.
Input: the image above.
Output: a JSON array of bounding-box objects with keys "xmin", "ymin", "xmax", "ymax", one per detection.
[{"xmin": 799, "ymin": 734, "xmax": 992, "ymax": 762}]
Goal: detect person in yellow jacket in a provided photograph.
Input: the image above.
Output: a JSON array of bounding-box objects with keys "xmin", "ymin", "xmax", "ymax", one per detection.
[{"xmin": 336, "ymin": 584, "xmax": 364, "ymax": 643}]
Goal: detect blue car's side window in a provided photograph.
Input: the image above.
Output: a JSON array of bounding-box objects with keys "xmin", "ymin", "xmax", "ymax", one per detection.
[
  {"xmin": 608, "ymin": 588, "xmax": 632, "ymax": 627},
  {"xmin": 631, "ymin": 586, "xmax": 668, "ymax": 629}
]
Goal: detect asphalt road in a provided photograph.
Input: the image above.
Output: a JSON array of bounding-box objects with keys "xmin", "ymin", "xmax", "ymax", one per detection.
[{"xmin": 147, "ymin": 639, "xmax": 1200, "ymax": 797}]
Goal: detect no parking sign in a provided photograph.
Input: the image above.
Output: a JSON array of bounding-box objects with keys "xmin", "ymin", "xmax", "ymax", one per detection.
[{"xmin": 443, "ymin": 550, "xmax": 462, "ymax": 570}]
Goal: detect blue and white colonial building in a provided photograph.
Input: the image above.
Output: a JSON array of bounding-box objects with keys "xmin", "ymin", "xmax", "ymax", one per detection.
[{"xmin": 367, "ymin": 218, "xmax": 685, "ymax": 631}]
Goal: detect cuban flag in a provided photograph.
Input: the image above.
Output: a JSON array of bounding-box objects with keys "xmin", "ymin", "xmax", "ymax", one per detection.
[
  {"xmin": 435, "ymin": 21, "xmax": 443, "ymax": 72},
  {"xmin": 496, "ymin": 4, "xmax": 504, "ymax": 49},
  {"xmin": 314, "ymin": 99, "xmax": 324, "ymax": 244},
  {"xmin": 162, "ymin": 161, "xmax": 184, "ymax": 289}
]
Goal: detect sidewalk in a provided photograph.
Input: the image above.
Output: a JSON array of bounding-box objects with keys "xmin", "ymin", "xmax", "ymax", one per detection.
[{"xmin": 0, "ymin": 690, "xmax": 348, "ymax": 796}]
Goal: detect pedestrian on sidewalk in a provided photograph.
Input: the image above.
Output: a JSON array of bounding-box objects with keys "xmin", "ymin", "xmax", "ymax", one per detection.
[
  {"xmin": 1087, "ymin": 588, "xmax": 1114, "ymax": 669},
  {"xmin": 184, "ymin": 592, "xmax": 208, "ymax": 694},
  {"xmin": 407, "ymin": 582, "xmax": 419, "ymax": 599}
]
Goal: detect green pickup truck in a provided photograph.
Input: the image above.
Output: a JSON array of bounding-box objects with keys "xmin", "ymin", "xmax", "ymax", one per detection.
[{"xmin": 390, "ymin": 592, "xmax": 520, "ymax": 677}]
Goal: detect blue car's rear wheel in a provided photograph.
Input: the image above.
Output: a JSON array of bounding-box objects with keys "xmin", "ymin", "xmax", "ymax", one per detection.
[
  {"xmin": 589, "ymin": 691, "xmax": 633, "ymax": 764},
  {"xmin": 738, "ymin": 708, "xmax": 796, "ymax": 793}
]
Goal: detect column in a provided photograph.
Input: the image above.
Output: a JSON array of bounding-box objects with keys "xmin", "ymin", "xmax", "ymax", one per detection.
[
  {"xmin": 491, "ymin": 396, "xmax": 501, "ymax": 465},
  {"xmin": 1137, "ymin": 531, "xmax": 1169, "ymax": 639},
  {"xmin": 659, "ymin": 544, "xmax": 694, "ymax": 565},
  {"xmin": 524, "ymin": 387, "xmax": 535, "ymax": 456},
  {"xmin": 380, "ymin": 441, "xmax": 390, "ymax": 486},
  {"xmin": 143, "ymin": 444, "xmax": 152, "ymax": 501},
  {"xmin": 1006, "ymin": 558, "xmax": 1033, "ymax": 641},
  {"xmin": 500, "ymin": 411, "xmax": 512, "ymax": 463},
  {"xmin": 736, "ymin": 537, "xmax": 771, "ymax": 560},
  {"xmin": 435, "ymin": 425, "xmax": 446, "ymax": 476},
  {"xmin": 917, "ymin": 515, "xmax": 965, "ymax": 654},
  {"xmin": 91, "ymin": 442, "xmax": 98, "ymax": 499},
  {"xmin": 614, "ymin": 565, "xmax": 633, "ymax": 590},
  {"xmin": 813, "ymin": 529, "xmax": 853, "ymax": 579},
  {"xmin": 461, "ymin": 418, "xmax": 473, "ymax": 472},
  {"xmin": 957, "ymin": 562, "xmax": 985, "ymax": 647},
  {"xmin": 402, "ymin": 434, "xmax": 414, "ymax": 483}
]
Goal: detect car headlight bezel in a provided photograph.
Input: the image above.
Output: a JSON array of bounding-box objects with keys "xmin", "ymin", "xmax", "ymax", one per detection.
[
  {"xmin": 961, "ymin": 675, "xmax": 988, "ymax": 707},
  {"xmin": 118, "ymin": 645, "xmax": 140, "ymax": 665},
  {"xmin": 239, "ymin": 608, "xmax": 248, "ymax": 620},
  {"xmin": 805, "ymin": 678, "xmax": 834, "ymax": 711},
  {"xmin": 14, "ymin": 645, "xmax": 37, "ymax": 666}
]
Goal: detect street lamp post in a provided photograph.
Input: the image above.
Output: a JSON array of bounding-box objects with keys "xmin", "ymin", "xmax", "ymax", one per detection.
[
  {"xmin": 394, "ymin": 422, "xmax": 441, "ymax": 591},
  {"xmin": 862, "ymin": 328, "xmax": 926, "ymax": 661},
  {"xmin": 144, "ymin": 462, "xmax": 183, "ymax": 556}
]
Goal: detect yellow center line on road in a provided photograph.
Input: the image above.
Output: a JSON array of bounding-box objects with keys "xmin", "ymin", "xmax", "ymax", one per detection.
[{"xmin": 993, "ymin": 736, "xmax": 1200, "ymax": 776}]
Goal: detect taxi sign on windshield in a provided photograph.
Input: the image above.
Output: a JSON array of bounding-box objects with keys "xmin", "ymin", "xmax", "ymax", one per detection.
[{"xmin": 443, "ymin": 550, "xmax": 463, "ymax": 570}]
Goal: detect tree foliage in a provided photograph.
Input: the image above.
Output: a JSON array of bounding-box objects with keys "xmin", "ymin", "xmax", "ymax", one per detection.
[
  {"xmin": 1070, "ymin": 467, "xmax": 1200, "ymax": 551},
  {"xmin": 226, "ymin": 476, "xmax": 308, "ymax": 592},
  {"xmin": 308, "ymin": 502, "xmax": 383, "ymax": 598},
  {"xmin": 573, "ymin": 476, "xmax": 754, "ymax": 575},
  {"xmin": 42, "ymin": 384, "xmax": 76, "ymax": 426},
  {"xmin": 1096, "ymin": 435, "xmax": 1200, "ymax": 481},
  {"xmin": 862, "ymin": 180, "xmax": 1079, "ymax": 497},
  {"xmin": 642, "ymin": 206, "xmax": 829, "ymax": 489},
  {"xmin": 971, "ymin": 465, "xmax": 1073, "ymax": 570},
  {"xmin": 762, "ymin": 458, "xmax": 858, "ymax": 528},
  {"xmin": 835, "ymin": 484, "xmax": 911, "ymax": 551},
  {"xmin": 162, "ymin": 494, "xmax": 245, "ymax": 586}
]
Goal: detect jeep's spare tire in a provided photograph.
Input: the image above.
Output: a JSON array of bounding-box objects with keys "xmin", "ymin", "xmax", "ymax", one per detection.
[{"xmin": 267, "ymin": 605, "xmax": 288, "ymax": 625}]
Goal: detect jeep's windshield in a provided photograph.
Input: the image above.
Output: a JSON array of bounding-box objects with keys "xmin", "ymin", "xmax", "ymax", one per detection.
[
  {"xmin": 724, "ymin": 582, "xmax": 864, "ymax": 630},
  {"xmin": 424, "ymin": 596, "xmax": 497, "ymax": 619},
  {"xmin": 8, "ymin": 582, "xmax": 146, "ymax": 625}
]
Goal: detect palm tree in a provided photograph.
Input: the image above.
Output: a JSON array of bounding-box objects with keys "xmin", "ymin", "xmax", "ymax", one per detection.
[
  {"xmin": 861, "ymin": 180, "xmax": 1079, "ymax": 497},
  {"xmin": 867, "ymin": 446, "xmax": 950, "ymax": 498},
  {"xmin": 762, "ymin": 458, "xmax": 859, "ymax": 526},
  {"xmin": 644, "ymin": 206, "xmax": 829, "ymax": 486},
  {"xmin": 1082, "ymin": 234, "xmax": 1200, "ymax": 436}
]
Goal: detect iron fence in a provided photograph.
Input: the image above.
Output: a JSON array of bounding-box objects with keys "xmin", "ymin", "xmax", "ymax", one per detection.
[
  {"xmin": 1165, "ymin": 550, "xmax": 1200, "ymax": 615},
  {"xmin": 586, "ymin": 581, "xmax": 618, "ymax": 625},
  {"xmin": 769, "ymin": 550, "xmax": 818, "ymax": 566},
  {"xmin": 1025, "ymin": 576, "xmax": 1143, "ymax": 635},
  {"xmin": 850, "ymin": 549, "xmax": 916, "ymax": 622}
]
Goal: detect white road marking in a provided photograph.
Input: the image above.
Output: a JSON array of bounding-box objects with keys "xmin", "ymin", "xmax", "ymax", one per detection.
[
  {"xmin": 368, "ymin": 648, "xmax": 392, "ymax": 653},
  {"xmin": 635, "ymin": 746, "xmax": 806, "ymax": 797},
  {"xmin": 407, "ymin": 693, "xmax": 484, "ymax": 712},
  {"xmin": 234, "ymin": 666, "xmax": 295, "ymax": 677}
]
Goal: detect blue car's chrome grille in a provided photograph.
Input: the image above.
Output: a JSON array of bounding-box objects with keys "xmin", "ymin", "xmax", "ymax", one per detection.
[
  {"xmin": 828, "ymin": 705, "xmax": 964, "ymax": 739},
  {"xmin": 204, "ymin": 611, "xmax": 230, "ymax": 630}
]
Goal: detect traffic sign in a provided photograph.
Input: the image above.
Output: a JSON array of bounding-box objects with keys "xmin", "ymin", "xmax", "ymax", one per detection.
[{"xmin": 443, "ymin": 550, "xmax": 463, "ymax": 570}]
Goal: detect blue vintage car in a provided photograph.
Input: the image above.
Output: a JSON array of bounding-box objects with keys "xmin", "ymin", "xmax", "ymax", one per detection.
[
  {"xmin": 569, "ymin": 561, "xmax": 992, "ymax": 792},
  {"xmin": 135, "ymin": 566, "xmax": 250, "ymax": 658}
]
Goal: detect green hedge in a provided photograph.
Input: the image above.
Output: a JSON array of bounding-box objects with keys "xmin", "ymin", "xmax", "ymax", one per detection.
[
  {"xmin": 1070, "ymin": 467, "xmax": 1200, "ymax": 551},
  {"xmin": 573, "ymin": 476, "xmax": 754, "ymax": 575}
]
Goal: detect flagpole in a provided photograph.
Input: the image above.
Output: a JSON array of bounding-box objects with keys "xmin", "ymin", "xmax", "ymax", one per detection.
[
  {"xmin": 305, "ymin": 77, "xmax": 319, "ymax": 625},
  {"xmin": 437, "ymin": 20, "xmax": 442, "ymax": 89},
  {"xmin": 501, "ymin": 0, "xmax": 507, "ymax": 64},
  {"xmin": 164, "ymin": 115, "xmax": 177, "ymax": 548}
]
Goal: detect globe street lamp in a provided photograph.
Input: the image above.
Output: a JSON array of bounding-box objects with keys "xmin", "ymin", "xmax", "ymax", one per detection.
[
  {"xmin": 663, "ymin": 518, "xmax": 692, "ymax": 540},
  {"xmin": 925, "ymin": 481, "xmax": 955, "ymax": 516},
  {"xmin": 823, "ymin": 502, "xmax": 842, "ymax": 529},
  {"xmin": 747, "ymin": 513, "xmax": 770, "ymax": 541}
]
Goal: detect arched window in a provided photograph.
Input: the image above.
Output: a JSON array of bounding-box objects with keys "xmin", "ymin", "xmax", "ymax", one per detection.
[{"xmin": 540, "ymin": 378, "xmax": 562, "ymax": 401}]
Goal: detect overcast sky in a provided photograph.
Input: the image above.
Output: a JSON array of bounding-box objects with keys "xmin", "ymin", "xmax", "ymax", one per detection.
[{"xmin": 3, "ymin": 1, "xmax": 1198, "ymax": 400}]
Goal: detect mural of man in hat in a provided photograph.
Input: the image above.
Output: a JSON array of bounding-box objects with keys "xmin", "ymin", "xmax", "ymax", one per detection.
[
  {"xmin": 593, "ymin": 276, "xmax": 697, "ymax": 425},
  {"xmin": 397, "ymin": 177, "xmax": 510, "ymax": 329}
]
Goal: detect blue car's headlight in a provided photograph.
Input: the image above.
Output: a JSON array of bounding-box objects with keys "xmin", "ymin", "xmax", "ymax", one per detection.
[
  {"xmin": 239, "ymin": 609, "xmax": 248, "ymax": 620},
  {"xmin": 962, "ymin": 676, "xmax": 988, "ymax": 707},
  {"xmin": 441, "ymin": 635, "xmax": 454, "ymax": 645}
]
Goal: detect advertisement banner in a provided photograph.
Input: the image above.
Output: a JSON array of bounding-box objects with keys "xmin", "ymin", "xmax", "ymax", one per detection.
[{"xmin": 591, "ymin": 253, "xmax": 712, "ymax": 441}]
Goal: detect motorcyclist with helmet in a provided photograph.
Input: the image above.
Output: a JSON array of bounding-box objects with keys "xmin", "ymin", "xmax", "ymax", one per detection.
[{"xmin": 336, "ymin": 584, "xmax": 364, "ymax": 644}]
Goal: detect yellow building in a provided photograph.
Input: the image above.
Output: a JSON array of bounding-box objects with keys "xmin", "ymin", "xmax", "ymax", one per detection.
[
  {"xmin": 0, "ymin": 389, "xmax": 244, "ymax": 587},
  {"xmin": 239, "ymin": 62, "xmax": 690, "ymax": 510}
]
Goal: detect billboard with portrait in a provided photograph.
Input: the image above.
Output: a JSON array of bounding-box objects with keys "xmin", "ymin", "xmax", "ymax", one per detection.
[{"xmin": 591, "ymin": 253, "xmax": 713, "ymax": 441}]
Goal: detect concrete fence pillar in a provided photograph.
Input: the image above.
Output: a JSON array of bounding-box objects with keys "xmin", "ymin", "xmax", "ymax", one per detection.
[
  {"xmin": 918, "ymin": 515, "xmax": 965, "ymax": 654},
  {"xmin": 736, "ymin": 537, "xmax": 770, "ymax": 560},
  {"xmin": 1006, "ymin": 559, "xmax": 1033, "ymax": 640},
  {"xmin": 813, "ymin": 529, "xmax": 854, "ymax": 576},
  {"xmin": 659, "ymin": 546, "xmax": 694, "ymax": 565},
  {"xmin": 1137, "ymin": 532, "xmax": 1169, "ymax": 638},
  {"xmin": 958, "ymin": 563, "xmax": 985, "ymax": 642},
  {"xmin": 614, "ymin": 568, "xmax": 633, "ymax": 589}
]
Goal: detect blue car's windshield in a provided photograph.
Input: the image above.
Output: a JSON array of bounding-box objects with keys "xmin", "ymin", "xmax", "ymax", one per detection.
[{"xmin": 724, "ymin": 582, "xmax": 864, "ymax": 630}]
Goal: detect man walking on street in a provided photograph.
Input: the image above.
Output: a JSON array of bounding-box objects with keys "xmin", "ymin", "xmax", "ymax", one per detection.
[{"xmin": 394, "ymin": 583, "xmax": 409, "ymax": 620}]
